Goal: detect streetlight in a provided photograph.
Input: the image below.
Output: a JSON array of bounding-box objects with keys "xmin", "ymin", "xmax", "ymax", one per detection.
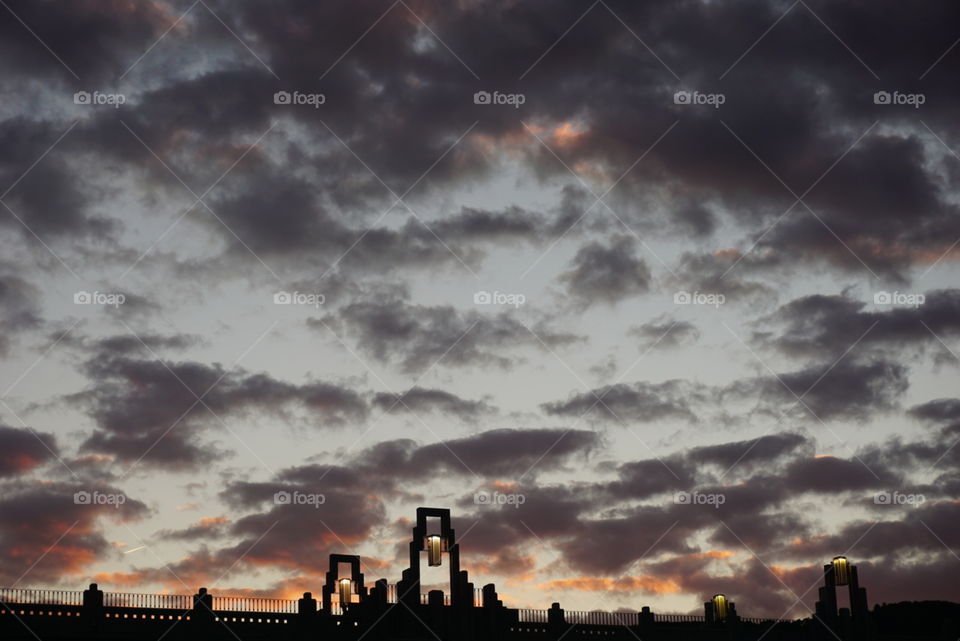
[
  {"xmin": 339, "ymin": 578, "xmax": 352, "ymax": 607},
  {"xmin": 427, "ymin": 535, "xmax": 443, "ymax": 567}
]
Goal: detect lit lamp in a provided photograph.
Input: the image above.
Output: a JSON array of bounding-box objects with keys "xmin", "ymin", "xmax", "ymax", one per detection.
[
  {"xmin": 427, "ymin": 535, "xmax": 443, "ymax": 567},
  {"xmin": 339, "ymin": 578, "xmax": 352, "ymax": 606},
  {"xmin": 712, "ymin": 594, "xmax": 728, "ymax": 621},
  {"xmin": 832, "ymin": 556, "xmax": 850, "ymax": 586}
]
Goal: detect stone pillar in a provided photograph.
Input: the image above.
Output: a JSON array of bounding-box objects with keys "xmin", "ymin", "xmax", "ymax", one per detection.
[
  {"xmin": 192, "ymin": 587, "xmax": 214, "ymax": 623},
  {"xmin": 298, "ymin": 592, "xmax": 317, "ymax": 616},
  {"xmin": 548, "ymin": 602, "xmax": 565, "ymax": 626},
  {"xmin": 482, "ymin": 583, "xmax": 498, "ymax": 609},
  {"xmin": 82, "ymin": 583, "xmax": 103, "ymax": 627}
]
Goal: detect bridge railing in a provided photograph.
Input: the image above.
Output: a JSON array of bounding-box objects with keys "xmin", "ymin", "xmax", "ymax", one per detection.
[
  {"xmin": 103, "ymin": 592, "xmax": 192, "ymax": 610},
  {"xmin": 518, "ymin": 609, "xmax": 549, "ymax": 623},
  {"xmin": 0, "ymin": 588, "xmax": 83, "ymax": 606},
  {"xmin": 211, "ymin": 596, "xmax": 298, "ymax": 613},
  {"xmin": 741, "ymin": 616, "xmax": 792, "ymax": 625},
  {"xmin": 565, "ymin": 610, "xmax": 638, "ymax": 626},
  {"xmin": 653, "ymin": 613, "xmax": 705, "ymax": 623},
  {"xmin": 384, "ymin": 586, "xmax": 483, "ymax": 606}
]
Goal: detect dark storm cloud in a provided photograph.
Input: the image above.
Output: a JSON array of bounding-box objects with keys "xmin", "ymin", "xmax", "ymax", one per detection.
[
  {"xmin": 557, "ymin": 506, "xmax": 701, "ymax": 575},
  {"xmin": 783, "ymin": 501, "xmax": 960, "ymax": 563},
  {"xmin": 670, "ymin": 250, "xmax": 777, "ymax": 302},
  {"xmin": 452, "ymin": 483, "xmax": 599, "ymax": 556},
  {"xmin": 605, "ymin": 456, "xmax": 694, "ymax": 501},
  {"xmin": 198, "ymin": 169, "xmax": 463, "ymax": 271},
  {"xmin": 0, "ymin": 117, "xmax": 119, "ymax": 245},
  {"xmin": 908, "ymin": 398, "xmax": 960, "ymax": 423},
  {"xmin": 6, "ymin": 0, "xmax": 959, "ymax": 283},
  {"xmin": 542, "ymin": 379, "xmax": 707, "ymax": 424},
  {"xmin": 724, "ymin": 358, "xmax": 909, "ymax": 421},
  {"xmin": 63, "ymin": 331, "xmax": 201, "ymax": 355},
  {"xmin": 371, "ymin": 387, "xmax": 494, "ymax": 422},
  {"xmin": 67, "ymin": 336, "xmax": 368, "ymax": 468},
  {"xmin": 431, "ymin": 206, "xmax": 549, "ymax": 244},
  {"xmin": 562, "ymin": 431, "xmax": 909, "ymax": 579},
  {"xmin": 3, "ymin": 0, "xmax": 953, "ymax": 291},
  {"xmin": 0, "ymin": 273, "xmax": 42, "ymax": 355},
  {"xmin": 628, "ymin": 317, "xmax": 700, "ymax": 350},
  {"xmin": 764, "ymin": 290, "xmax": 960, "ymax": 360},
  {"xmin": 0, "ymin": 479, "xmax": 149, "ymax": 584},
  {"xmin": 686, "ymin": 433, "xmax": 811, "ymax": 471},
  {"xmin": 559, "ymin": 236, "xmax": 651, "ymax": 306},
  {"xmin": 0, "ymin": 425, "xmax": 58, "ymax": 477},
  {"xmin": 221, "ymin": 428, "xmax": 599, "ymax": 508},
  {"xmin": 314, "ymin": 296, "xmax": 581, "ymax": 373},
  {"xmin": 781, "ymin": 455, "xmax": 898, "ymax": 494},
  {"xmin": 361, "ymin": 428, "xmax": 599, "ymax": 480},
  {"xmin": 0, "ymin": 0, "xmax": 169, "ymax": 82}
]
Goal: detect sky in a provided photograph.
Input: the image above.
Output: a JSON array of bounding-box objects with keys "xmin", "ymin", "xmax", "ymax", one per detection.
[{"xmin": 0, "ymin": 0, "xmax": 959, "ymax": 621}]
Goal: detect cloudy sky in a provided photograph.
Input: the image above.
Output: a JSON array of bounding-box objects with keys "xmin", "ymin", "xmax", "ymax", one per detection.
[{"xmin": 1, "ymin": 0, "xmax": 959, "ymax": 620}]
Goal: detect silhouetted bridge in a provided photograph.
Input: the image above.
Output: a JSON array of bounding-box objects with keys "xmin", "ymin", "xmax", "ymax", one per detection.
[
  {"xmin": 0, "ymin": 508, "xmax": 842, "ymax": 640},
  {"xmin": 0, "ymin": 585, "xmax": 803, "ymax": 641}
]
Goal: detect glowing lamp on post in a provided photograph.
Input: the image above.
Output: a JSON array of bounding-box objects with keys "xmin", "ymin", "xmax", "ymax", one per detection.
[
  {"xmin": 427, "ymin": 535, "xmax": 443, "ymax": 567},
  {"xmin": 339, "ymin": 578, "xmax": 352, "ymax": 607},
  {"xmin": 712, "ymin": 594, "xmax": 728, "ymax": 621},
  {"xmin": 832, "ymin": 556, "xmax": 850, "ymax": 586}
]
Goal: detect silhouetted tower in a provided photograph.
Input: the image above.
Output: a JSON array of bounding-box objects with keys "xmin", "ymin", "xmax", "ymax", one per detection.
[
  {"xmin": 705, "ymin": 593, "xmax": 738, "ymax": 624},
  {"xmin": 322, "ymin": 554, "xmax": 368, "ymax": 613},
  {"xmin": 815, "ymin": 556, "xmax": 870, "ymax": 640},
  {"xmin": 396, "ymin": 507, "xmax": 473, "ymax": 607}
]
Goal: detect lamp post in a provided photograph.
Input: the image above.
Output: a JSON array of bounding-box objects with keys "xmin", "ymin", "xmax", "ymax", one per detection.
[
  {"xmin": 427, "ymin": 535, "xmax": 443, "ymax": 567},
  {"xmin": 339, "ymin": 578, "xmax": 352, "ymax": 609},
  {"xmin": 832, "ymin": 556, "xmax": 851, "ymax": 586}
]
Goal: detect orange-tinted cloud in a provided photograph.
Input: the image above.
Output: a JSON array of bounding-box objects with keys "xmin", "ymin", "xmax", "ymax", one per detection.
[{"xmin": 538, "ymin": 575, "xmax": 681, "ymax": 595}]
